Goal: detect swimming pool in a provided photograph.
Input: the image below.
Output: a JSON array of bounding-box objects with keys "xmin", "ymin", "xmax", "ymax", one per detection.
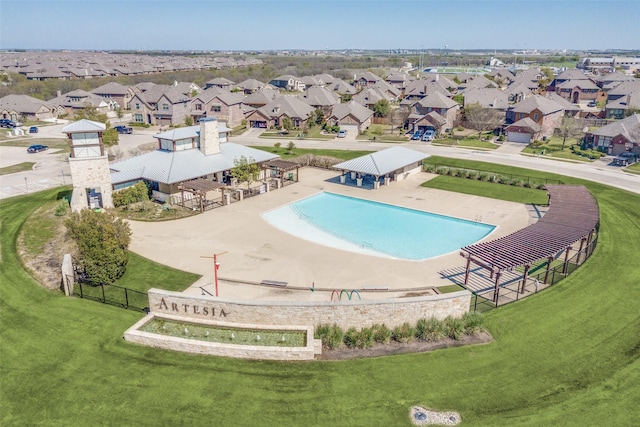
[{"xmin": 262, "ymin": 192, "xmax": 495, "ymax": 261}]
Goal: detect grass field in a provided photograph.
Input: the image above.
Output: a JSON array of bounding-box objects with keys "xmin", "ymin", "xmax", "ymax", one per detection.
[
  {"xmin": 0, "ymin": 161, "xmax": 35, "ymax": 175},
  {"xmin": 521, "ymin": 136, "xmax": 593, "ymax": 162},
  {"xmin": 432, "ymin": 136, "xmax": 499, "ymax": 150},
  {"xmin": 1, "ymin": 159, "xmax": 639, "ymax": 425},
  {"xmin": 252, "ymin": 146, "xmax": 373, "ymax": 160}
]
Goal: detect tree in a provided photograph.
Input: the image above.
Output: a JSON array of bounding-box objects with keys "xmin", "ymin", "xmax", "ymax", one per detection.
[
  {"xmin": 391, "ymin": 107, "xmax": 410, "ymax": 134},
  {"xmin": 282, "ymin": 116, "xmax": 293, "ymax": 131},
  {"xmin": 65, "ymin": 210, "xmax": 131, "ymax": 285},
  {"xmin": 185, "ymin": 115, "xmax": 194, "ymax": 126},
  {"xmin": 312, "ymin": 108, "xmax": 324, "ymax": 126},
  {"xmin": 230, "ymin": 155, "xmax": 261, "ymax": 189},
  {"xmin": 538, "ymin": 67, "xmax": 555, "ymax": 90},
  {"xmin": 464, "ymin": 102, "xmax": 504, "ymax": 139},
  {"xmin": 555, "ymin": 116, "xmax": 584, "ymax": 151},
  {"xmin": 76, "ymin": 105, "xmax": 119, "ymax": 147},
  {"xmin": 373, "ymin": 99, "xmax": 390, "ymax": 118}
]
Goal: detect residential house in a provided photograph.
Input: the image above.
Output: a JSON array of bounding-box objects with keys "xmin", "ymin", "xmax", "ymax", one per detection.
[
  {"xmin": 242, "ymin": 87, "xmax": 280, "ymax": 108},
  {"xmin": 457, "ymin": 75, "xmax": 498, "ymax": 91},
  {"xmin": 594, "ymin": 72, "xmax": 635, "ymax": 91},
  {"xmin": 191, "ymin": 88, "xmax": 245, "ymax": 127},
  {"xmin": 554, "ymin": 79, "xmax": 602, "ymax": 104},
  {"xmin": 0, "ymin": 94, "xmax": 58, "ymax": 121},
  {"xmin": 462, "ymin": 88, "xmax": 509, "ymax": 111},
  {"xmin": 204, "ymin": 77, "xmax": 235, "ymax": 90},
  {"xmin": 372, "ymin": 79, "xmax": 401, "ymax": 100},
  {"xmin": 129, "ymin": 84, "xmax": 192, "ymax": 126},
  {"xmin": 410, "ymin": 111, "xmax": 449, "ymax": 136},
  {"xmin": 505, "ymin": 81, "xmax": 535, "ymax": 104},
  {"xmin": 506, "ymin": 94, "xmax": 564, "ymax": 139},
  {"xmin": 353, "ymin": 71, "xmax": 381, "ymax": 90},
  {"xmin": 91, "ymin": 82, "xmax": 137, "ymax": 109},
  {"xmin": 269, "ymin": 75, "xmax": 306, "ymax": 92},
  {"xmin": 236, "ymin": 78, "xmax": 267, "ymax": 94},
  {"xmin": 245, "ymin": 96, "xmax": 314, "ymax": 129},
  {"xmin": 487, "ymin": 69, "xmax": 516, "ymax": 86},
  {"xmin": 328, "ymin": 100, "xmax": 374, "ymax": 134},
  {"xmin": 326, "ymin": 78, "xmax": 357, "ymax": 98},
  {"xmin": 109, "ymin": 118, "xmax": 278, "ymax": 202},
  {"xmin": 48, "ymin": 89, "xmax": 113, "ymax": 115},
  {"xmin": 352, "ymin": 87, "xmax": 392, "ymax": 110},
  {"xmin": 413, "ymin": 92, "xmax": 459, "ymax": 127},
  {"xmin": 585, "ymin": 113, "xmax": 640, "ymax": 156},
  {"xmin": 605, "ymin": 92, "xmax": 640, "ymax": 119},
  {"xmin": 385, "ymin": 73, "xmax": 414, "ymax": 90},
  {"xmin": 297, "ymin": 86, "xmax": 341, "ymax": 116},
  {"xmin": 505, "ymin": 117, "xmax": 543, "ymax": 143}
]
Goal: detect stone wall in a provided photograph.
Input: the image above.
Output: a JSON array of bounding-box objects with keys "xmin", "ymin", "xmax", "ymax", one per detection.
[
  {"xmin": 68, "ymin": 155, "xmax": 113, "ymax": 211},
  {"xmin": 124, "ymin": 313, "xmax": 321, "ymax": 361},
  {"xmin": 147, "ymin": 289, "xmax": 471, "ymax": 330}
]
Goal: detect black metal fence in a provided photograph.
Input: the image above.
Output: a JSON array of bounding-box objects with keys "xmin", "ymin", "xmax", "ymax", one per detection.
[
  {"xmin": 470, "ymin": 235, "xmax": 598, "ymax": 312},
  {"xmin": 423, "ymin": 163, "xmax": 563, "ymax": 187},
  {"xmin": 67, "ymin": 275, "xmax": 149, "ymax": 313}
]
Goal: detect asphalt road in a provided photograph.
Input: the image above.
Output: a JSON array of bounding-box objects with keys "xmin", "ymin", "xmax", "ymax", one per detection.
[{"xmin": 1, "ymin": 125, "xmax": 637, "ymax": 200}]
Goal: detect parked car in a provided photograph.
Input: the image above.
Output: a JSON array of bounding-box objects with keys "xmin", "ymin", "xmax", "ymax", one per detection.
[
  {"xmin": 421, "ymin": 130, "xmax": 435, "ymax": 142},
  {"xmin": 27, "ymin": 144, "xmax": 49, "ymax": 153},
  {"xmin": 29, "ymin": 126, "xmax": 39, "ymax": 133},
  {"xmin": 114, "ymin": 125, "xmax": 133, "ymax": 134},
  {"xmin": 0, "ymin": 119, "xmax": 17, "ymax": 128},
  {"xmin": 587, "ymin": 101, "xmax": 597, "ymax": 107},
  {"xmin": 337, "ymin": 129, "xmax": 347, "ymax": 138},
  {"xmin": 411, "ymin": 130, "xmax": 424, "ymax": 140}
]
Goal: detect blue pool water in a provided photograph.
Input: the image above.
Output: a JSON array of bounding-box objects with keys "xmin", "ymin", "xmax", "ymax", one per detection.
[{"xmin": 262, "ymin": 192, "xmax": 495, "ymax": 261}]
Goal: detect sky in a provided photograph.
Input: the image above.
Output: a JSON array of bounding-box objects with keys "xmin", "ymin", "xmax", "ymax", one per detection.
[{"xmin": 1, "ymin": 0, "xmax": 639, "ymax": 51}]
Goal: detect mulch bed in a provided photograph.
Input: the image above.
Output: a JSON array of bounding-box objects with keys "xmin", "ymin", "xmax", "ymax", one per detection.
[{"xmin": 316, "ymin": 331, "xmax": 493, "ymax": 360}]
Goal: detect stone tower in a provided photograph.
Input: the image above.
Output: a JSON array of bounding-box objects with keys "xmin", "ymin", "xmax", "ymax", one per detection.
[{"xmin": 62, "ymin": 119, "xmax": 114, "ymax": 212}]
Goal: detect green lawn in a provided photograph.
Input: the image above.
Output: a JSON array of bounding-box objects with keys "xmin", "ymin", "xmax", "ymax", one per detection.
[
  {"xmin": 625, "ymin": 161, "xmax": 640, "ymax": 174},
  {"xmin": 521, "ymin": 136, "xmax": 595, "ymax": 162},
  {"xmin": 0, "ymin": 137, "xmax": 70, "ymax": 154},
  {"xmin": 0, "ymin": 161, "xmax": 35, "ymax": 175},
  {"xmin": 1, "ymin": 161, "xmax": 640, "ymax": 425},
  {"xmin": 432, "ymin": 136, "xmax": 499, "ymax": 150},
  {"xmin": 114, "ymin": 252, "xmax": 200, "ymax": 293},
  {"xmin": 251, "ymin": 146, "xmax": 373, "ymax": 160},
  {"xmin": 422, "ymin": 175, "xmax": 549, "ymax": 205}
]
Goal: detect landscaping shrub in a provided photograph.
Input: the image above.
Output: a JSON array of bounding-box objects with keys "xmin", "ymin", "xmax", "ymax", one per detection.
[
  {"xmin": 415, "ymin": 317, "xmax": 446, "ymax": 342},
  {"xmin": 343, "ymin": 327, "xmax": 359, "ymax": 348},
  {"xmin": 371, "ymin": 323, "xmax": 391, "ymax": 344},
  {"xmin": 392, "ymin": 322, "xmax": 415, "ymax": 343},
  {"xmin": 462, "ymin": 312, "xmax": 484, "ymax": 336},
  {"xmin": 315, "ymin": 324, "xmax": 343, "ymax": 350},
  {"xmin": 113, "ymin": 181, "xmax": 150, "ymax": 207},
  {"xmin": 478, "ymin": 172, "xmax": 489, "ymax": 181},
  {"xmin": 54, "ymin": 199, "xmax": 69, "ymax": 216},
  {"xmin": 356, "ymin": 327, "xmax": 374, "ymax": 349},
  {"xmin": 65, "ymin": 210, "xmax": 131, "ymax": 285},
  {"xmin": 443, "ymin": 316, "xmax": 466, "ymax": 341}
]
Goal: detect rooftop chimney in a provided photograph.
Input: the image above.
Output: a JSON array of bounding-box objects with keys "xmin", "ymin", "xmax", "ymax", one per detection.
[{"xmin": 199, "ymin": 117, "xmax": 220, "ymax": 156}]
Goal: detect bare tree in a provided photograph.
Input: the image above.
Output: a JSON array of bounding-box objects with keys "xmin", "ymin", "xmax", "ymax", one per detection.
[
  {"xmin": 464, "ymin": 102, "xmax": 504, "ymax": 139},
  {"xmin": 555, "ymin": 116, "xmax": 585, "ymax": 151},
  {"xmin": 391, "ymin": 107, "xmax": 410, "ymax": 134}
]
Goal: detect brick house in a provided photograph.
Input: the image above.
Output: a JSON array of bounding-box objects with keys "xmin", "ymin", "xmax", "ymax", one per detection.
[
  {"xmin": 245, "ymin": 96, "xmax": 314, "ymax": 129},
  {"xmin": 328, "ymin": 100, "xmax": 374, "ymax": 134},
  {"xmin": 191, "ymin": 88, "xmax": 245, "ymax": 127},
  {"xmin": 91, "ymin": 82, "xmax": 137, "ymax": 109},
  {"xmin": 506, "ymin": 95, "xmax": 564, "ymax": 139},
  {"xmin": 130, "ymin": 84, "xmax": 192, "ymax": 126},
  {"xmin": 585, "ymin": 113, "xmax": 640, "ymax": 156}
]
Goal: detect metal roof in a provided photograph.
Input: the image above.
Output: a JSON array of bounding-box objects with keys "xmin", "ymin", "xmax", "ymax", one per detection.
[
  {"xmin": 153, "ymin": 123, "xmax": 231, "ymax": 140},
  {"xmin": 461, "ymin": 185, "xmax": 599, "ymax": 271},
  {"xmin": 109, "ymin": 143, "xmax": 278, "ymax": 185},
  {"xmin": 61, "ymin": 119, "xmax": 106, "ymax": 133},
  {"xmin": 332, "ymin": 147, "xmax": 430, "ymax": 177}
]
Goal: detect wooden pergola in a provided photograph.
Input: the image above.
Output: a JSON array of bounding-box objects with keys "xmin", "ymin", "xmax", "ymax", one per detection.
[
  {"xmin": 262, "ymin": 159, "xmax": 300, "ymax": 183},
  {"xmin": 177, "ymin": 179, "xmax": 227, "ymax": 212},
  {"xmin": 459, "ymin": 185, "xmax": 600, "ymax": 302}
]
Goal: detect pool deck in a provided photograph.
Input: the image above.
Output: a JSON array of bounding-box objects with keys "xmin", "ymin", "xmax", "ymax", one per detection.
[{"xmin": 128, "ymin": 168, "xmax": 532, "ymax": 302}]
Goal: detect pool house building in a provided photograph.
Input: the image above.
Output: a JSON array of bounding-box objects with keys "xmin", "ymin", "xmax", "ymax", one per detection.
[
  {"xmin": 109, "ymin": 117, "xmax": 279, "ymax": 205},
  {"xmin": 332, "ymin": 146, "xmax": 430, "ymax": 189}
]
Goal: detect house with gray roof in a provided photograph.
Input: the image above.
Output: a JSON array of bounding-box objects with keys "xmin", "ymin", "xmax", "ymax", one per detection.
[
  {"xmin": 585, "ymin": 113, "xmax": 640, "ymax": 156},
  {"xmin": 353, "ymin": 71, "xmax": 381, "ymax": 90},
  {"xmin": 91, "ymin": 82, "xmax": 137, "ymax": 109},
  {"xmin": 413, "ymin": 92, "xmax": 460, "ymax": 129},
  {"xmin": 462, "ymin": 88, "xmax": 509, "ymax": 111},
  {"xmin": 506, "ymin": 94, "xmax": 564, "ymax": 138},
  {"xmin": 236, "ymin": 78, "xmax": 267, "ymax": 94},
  {"xmin": 0, "ymin": 94, "xmax": 58, "ymax": 121},
  {"xmin": 554, "ymin": 79, "xmax": 602, "ymax": 104},
  {"xmin": 191, "ymin": 88, "xmax": 245, "ymax": 127},
  {"xmin": 204, "ymin": 77, "xmax": 235, "ymax": 90},
  {"xmin": 328, "ymin": 100, "xmax": 374, "ymax": 133},
  {"xmin": 327, "ymin": 78, "xmax": 357, "ymax": 97},
  {"xmin": 48, "ymin": 89, "xmax": 113, "ymax": 115},
  {"xmin": 109, "ymin": 118, "xmax": 278, "ymax": 202},
  {"xmin": 129, "ymin": 84, "xmax": 192, "ymax": 126},
  {"xmin": 298, "ymin": 86, "xmax": 341, "ymax": 114},
  {"xmin": 245, "ymin": 96, "xmax": 314, "ymax": 129},
  {"xmin": 352, "ymin": 87, "xmax": 392, "ymax": 110},
  {"xmin": 605, "ymin": 92, "xmax": 640, "ymax": 120},
  {"xmin": 269, "ymin": 75, "xmax": 306, "ymax": 92},
  {"xmin": 505, "ymin": 117, "xmax": 543, "ymax": 143},
  {"xmin": 242, "ymin": 87, "xmax": 280, "ymax": 108}
]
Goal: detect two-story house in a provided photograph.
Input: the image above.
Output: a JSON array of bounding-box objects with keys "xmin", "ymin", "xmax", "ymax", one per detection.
[
  {"xmin": 245, "ymin": 96, "xmax": 314, "ymax": 129},
  {"xmin": 269, "ymin": 75, "xmax": 306, "ymax": 92},
  {"xmin": 90, "ymin": 82, "xmax": 137, "ymax": 109},
  {"xmin": 191, "ymin": 88, "xmax": 245, "ymax": 127},
  {"xmin": 505, "ymin": 95, "xmax": 564, "ymax": 142}
]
